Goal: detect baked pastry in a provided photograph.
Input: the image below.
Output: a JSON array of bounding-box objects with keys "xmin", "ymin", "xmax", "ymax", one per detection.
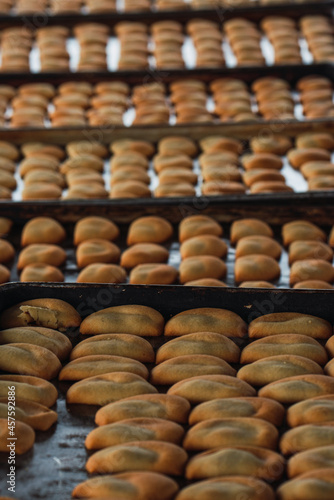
[
  {"xmin": 66, "ymin": 141, "xmax": 108, "ymax": 158},
  {"xmin": 150, "ymin": 355, "xmax": 236, "ymax": 385},
  {"xmin": 250, "ymin": 135, "xmax": 292, "ymax": 155},
  {"xmin": 0, "ymin": 217, "xmax": 12, "ymax": 237},
  {"xmin": 95, "ymin": 394, "xmax": 190, "ymax": 425},
  {"xmin": 77, "ymin": 263, "xmax": 126, "ymax": 283},
  {"xmin": 17, "ymin": 244, "xmax": 66, "ymax": 269},
  {"xmin": 167, "ymin": 375, "xmax": 256, "ymax": 404},
  {"xmin": 235, "ymin": 255, "xmax": 280, "ymax": 282},
  {"xmin": 249, "ymin": 312, "xmax": 332, "ymax": 339},
  {"xmin": 0, "ymin": 397, "xmax": 57, "ymax": 431},
  {"xmin": 259, "ymin": 374, "xmax": 334, "ymax": 403},
  {"xmin": 165, "ymin": 308, "xmax": 247, "ymax": 338},
  {"xmin": 241, "ymin": 153, "xmax": 283, "ymax": 170},
  {"xmin": 179, "ymin": 215, "xmax": 222, "ymax": 243},
  {"xmin": 158, "ymin": 136, "xmax": 197, "ymax": 157},
  {"xmin": 189, "ymin": 396, "xmax": 284, "ymax": 426},
  {"xmin": 121, "ymin": 244, "xmax": 169, "ymax": 268},
  {"xmin": 0, "ymin": 141, "xmax": 19, "ymax": 160},
  {"xmin": 296, "ymin": 133, "xmax": 334, "ymax": 150},
  {"xmin": 0, "ymin": 239, "xmax": 14, "ymax": 264},
  {"xmin": 110, "ymin": 139, "xmax": 154, "ymax": 157},
  {"xmin": 127, "ymin": 216, "xmax": 173, "ymax": 245},
  {"xmin": 0, "ymin": 326, "xmax": 72, "ymax": 360},
  {"xmin": 156, "ymin": 332, "xmax": 240, "ymax": 364},
  {"xmin": 277, "ymin": 469, "xmax": 334, "ymax": 500},
  {"xmin": 230, "ymin": 218, "xmax": 273, "ymax": 244},
  {"xmin": 80, "ymin": 305, "xmax": 164, "ymax": 336},
  {"xmin": 86, "ymin": 417, "xmax": 185, "ymax": 449},
  {"xmin": 282, "ymin": 220, "xmax": 326, "ymax": 246},
  {"xmin": 0, "ymin": 418, "xmax": 35, "ymax": 454},
  {"xmin": 86, "ymin": 441, "xmax": 188, "ymax": 475},
  {"xmin": 22, "ymin": 184, "xmax": 63, "ymax": 200},
  {"xmin": 0, "ymin": 375, "xmax": 58, "ymax": 407},
  {"xmin": 76, "ymin": 239, "xmax": 120, "ymax": 267},
  {"xmin": 183, "ymin": 417, "xmax": 278, "ymax": 451},
  {"xmin": 72, "ymin": 472, "xmax": 179, "ymax": 500},
  {"xmin": 237, "ymin": 355, "xmax": 323, "ymax": 386},
  {"xmin": 66, "ymin": 372, "xmax": 158, "ymax": 406},
  {"xmin": 185, "ymin": 279, "xmax": 227, "ymax": 287},
  {"xmin": 235, "ymin": 236, "xmax": 282, "ymax": 260},
  {"xmin": 186, "ymin": 446, "xmax": 285, "ymax": 481},
  {"xmin": 280, "ymin": 423, "xmax": 334, "ymax": 455},
  {"xmin": 289, "ymin": 240, "xmax": 333, "ymax": 264},
  {"xmin": 287, "ymin": 445, "xmax": 334, "ymax": 477},
  {"xmin": 20, "ymin": 263, "xmax": 64, "ymax": 282},
  {"xmin": 0, "ymin": 343, "xmax": 61, "ymax": 380},
  {"xmin": 0, "ymin": 298, "xmax": 81, "ymax": 332},
  {"xmin": 21, "ymin": 217, "xmax": 66, "ymax": 246},
  {"xmin": 129, "ymin": 264, "xmax": 178, "ymax": 285},
  {"xmin": 239, "ymin": 281, "xmax": 276, "ymax": 288},
  {"xmin": 200, "ymin": 136, "xmax": 243, "ymax": 154},
  {"xmin": 59, "ymin": 355, "xmax": 148, "ymax": 381},
  {"xmin": 241, "ymin": 334, "xmax": 328, "ymax": 365},
  {"xmin": 288, "ymin": 148, "xmax": 331, "ymax": 169},
  {"xmin": 287, "ymin": 396, "xmax": 334, "ymax": 427},
  {"xmin": 70, "ymin": 334, "xmax": 154, "ymax": 363},
  {"xmin": 74, "ymin": 217, "xmax": 120, "ymax": 245},
  {"xmin": 243, "ymin": 169, "xmax": 285, "ymax": 187},
  {"xmin": 179, "ymin": 256, "xmax": 226, "ymax": 284},
  {"xmin": 290, "ymin": 259, "xmax": 334, "ymax": 285},
  {"xmin": 294, "ymin": 280, "xmax": 334, "ymax": 289}
]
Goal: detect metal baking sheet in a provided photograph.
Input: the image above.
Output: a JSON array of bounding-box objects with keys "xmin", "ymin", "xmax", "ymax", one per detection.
[
  {"xmin": 0, "ymin": 64, "xmax": 333, "ymax": 134},
  {"xmin": 0, "ymin": 282, "xmax": 334, "ymax": 499},
  {"xmin": 0, "ymin": 14, "xmax": 323, "ymax": 74},
  {"xmin": 0, "ymin": 0, "xmax": 332, "ymax": 25},
  {"xmin": 1, "ymin": 215, "xmax": 334, "ymax": 289}
]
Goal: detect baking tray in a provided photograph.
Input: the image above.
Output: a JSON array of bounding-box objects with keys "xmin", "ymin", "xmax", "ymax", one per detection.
[
  {"xmin": 1, "ymin": 210, "xmax": 334, "ymax": 288},
  {"xmin": 0, "ymin": 64, "xmax": 333, "ymax": 137},
  {"xmin": 0, "ymin": 10, "xmax": 331, "ymax": 74},
  {"xmin": 0, "ymin": 1, "xmax": 333, "ymax": 26},
  {"xmin": 0, "ymin": 282, "xmax": 333, "ymax": 499}
]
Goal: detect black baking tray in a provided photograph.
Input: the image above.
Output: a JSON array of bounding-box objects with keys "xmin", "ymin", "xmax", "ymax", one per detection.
[
  {"xmin": 3, "ymin": 211, "xmax": 334, "ymax": 288},
  {"xmin": 0, "ymin": 282, "xmax": 333, "ymax": 499},
  {"xmin": 0, "ymin": 1, "xmax": 333, "ymax": 27},
  {"xmin": 0, "ymin": 64, "xmax": 333, "ymax": 144}
]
